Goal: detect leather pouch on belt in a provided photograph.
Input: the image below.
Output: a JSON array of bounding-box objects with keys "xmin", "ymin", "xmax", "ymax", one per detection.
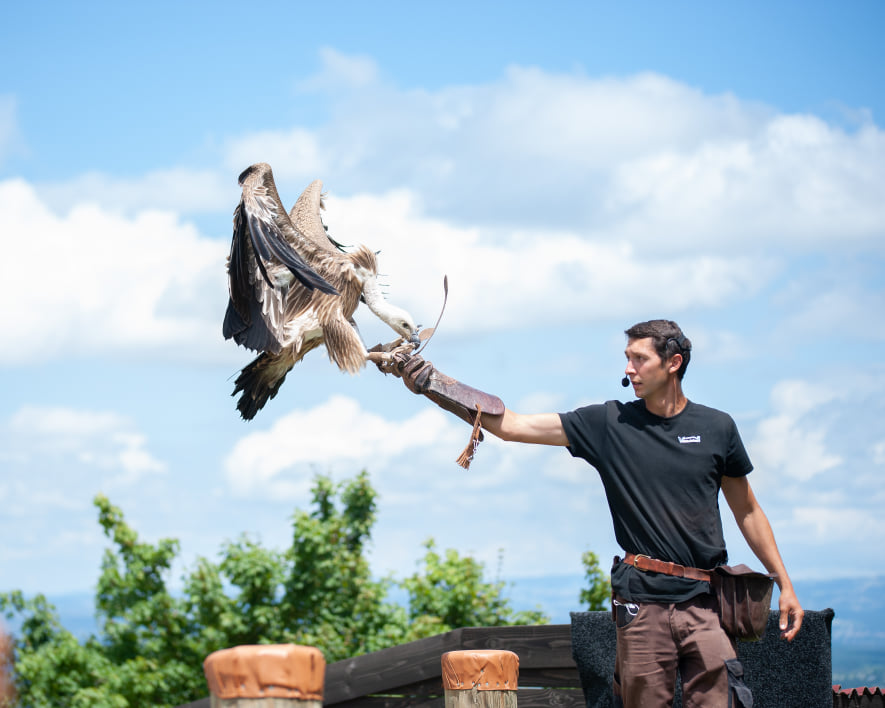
[
  {"xmin": 712, "ymin": 564, "xmax": 776, "ymax": 642},
  {"xmin": 388, "ymin": 352, "xmax": 505, "ymax": 468}
]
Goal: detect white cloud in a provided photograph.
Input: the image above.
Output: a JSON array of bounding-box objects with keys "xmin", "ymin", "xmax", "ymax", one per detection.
[
  {"xmin": 2, "ymin": 405, "xmax": 166, "ymax": 490},
  {"xmin": 514, "ymin": 391, "xmax": 569, "ymax": 415},
  {"xmin": 0, "ymin": 173, "xmax": 770, "ymax": 366},
  {"xmin": 5, "ymin": 60, "xmax": 883, "ymax": 365},
  {"xmin": 776, "ymin": 278, "xmax": 885, "ymax": 343},
  {"xmin": 769, "ymin": 379, "xmax": 840, "ymax": 417},
  {"xmin": 0, "ymin": 179, "xmax": 229, "ymax": 365},
  {"xmin": 788, "ymin": 505, "xmax": 879, "ymax": 542},
  {"xmin": 298, "ymin": 47, "xmax": 380, "ymax": 91},
  {"xmin": 3, "ymin": 41, "xmax": 884, "ymax": 598},
  {"xmin": 323, "ymin": 189, "xmax": 767, "ymax": 337},
  {"xmin": 224, "ymin": 57, "xmax": 885, "ymax": 257},
  {"xmin": 38, "ymin": 168, "xmax": 233, "ymax": 216},
  {"xmin": 750, "ymin": 380, "xmax": 842, "ymax": 482},
  {"xmin": 874, "ymin": 441, "xmax": 885, "ymax": 466},
  {"xmin": 688, "ymin": 327, "xmax": 754, "ymax": 364},
  {"xmin": 224, "ymin": 395, "xmax": 458, "ymax": 498},
  {"xmin": 9, "ymin": 405, "xmax": 126, "ymax": 440},
  {"xmin": 607, "ymin": 114, "xmax": 885, "ymax": 251},
  {"xmin": 224, "ymin": 130, "xmax": 325, "ymax": 179},
  {"xmin": 464, "ymin": 68, "xmax": 764, "ymax": 166},
  {"xmin": 0, "ymin": 95, "xmax": 23, "ymax": 166}
]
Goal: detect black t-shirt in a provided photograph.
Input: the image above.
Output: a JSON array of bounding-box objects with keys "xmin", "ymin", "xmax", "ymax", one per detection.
[{"xmin": 560, "ymin": 399, "xmax": 753, "ymax": 603}]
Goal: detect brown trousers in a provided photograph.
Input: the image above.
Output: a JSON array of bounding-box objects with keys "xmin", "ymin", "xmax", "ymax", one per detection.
[{"xmin": 613, "ymin": 593, "xmax": 750, "ymax": 707}]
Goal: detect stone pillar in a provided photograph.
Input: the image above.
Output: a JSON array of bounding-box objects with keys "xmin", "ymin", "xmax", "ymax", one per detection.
[
  {"xmin": 441, "ymin": 649, "xmax": 519, "ymax": 708},
  {"xmin": 203, "ymin": 644, "xmax": 325, "ymax": 708}
]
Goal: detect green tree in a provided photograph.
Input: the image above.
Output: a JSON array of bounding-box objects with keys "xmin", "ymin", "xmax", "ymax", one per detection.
[
  {"xmin": 1, "ymin": 471, "xmax": 551, "ymax": 708},
  {"xmin": 403, "ymin": 539, "xmax": 547, "ymax": 632},
  {"xmin": 278, "ymin": 471, "xmax": 413, "ymax": 659},
  {"xmin": 0, "ymin": 592, "xmax": 126, "ymax": 708},
  {"xmin": 579, "ymin": 550, "xmax": 612, "ymax": 610}
]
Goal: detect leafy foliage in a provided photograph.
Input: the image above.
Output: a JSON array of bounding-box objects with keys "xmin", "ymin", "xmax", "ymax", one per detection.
[
  {"xmin": 579, "ymin": 550, "xmax": 612, "ymax": 611},
  {"xmin": 1, "ymin": 471, "xmax": 550, "ymax": 707},
  {"xmin": 403, "ymin": 539, "xmax": 547, "ymax": 632}
]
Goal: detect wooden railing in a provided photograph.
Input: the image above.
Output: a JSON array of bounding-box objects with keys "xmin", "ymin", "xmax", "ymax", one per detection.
[
  {"xmin": 324, "ymin": 624, "xmax": 582, "ymax": 708},
  {"xmin": 178, "ymin": 625, "xmax": 583, "ymax": 708},
  {"xmin": 180, "ymin": 610, "xmax": 873, "ymax": 708}
]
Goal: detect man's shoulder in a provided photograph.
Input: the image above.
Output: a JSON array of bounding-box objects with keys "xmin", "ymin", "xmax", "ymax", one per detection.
[
  {"xmin": 682, "ymin": 401, "xmax": 742, "ymax": 436},
  {"xmin": 561, "ymin": 400, "xmax": 628, "ymax": 432},
  {"xmin": 684, "ymin": 400, "xmax": 735, "ymax": 422},
  {"xmin": 566, "ymin": 399, "xmax": 622, "ymax": 416}
]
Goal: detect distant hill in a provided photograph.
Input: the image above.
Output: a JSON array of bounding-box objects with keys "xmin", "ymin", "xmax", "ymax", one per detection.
[
  {"xmin": 506, "ymin": 573, "xmax": 885, "ymax": 688},
  {"xmin": 783, "ymin": 575, "xmax": 885, "ymax": 688},
  {"xmin": 6, "ymin": 575, "xmax": 884, "ymax": 688}
]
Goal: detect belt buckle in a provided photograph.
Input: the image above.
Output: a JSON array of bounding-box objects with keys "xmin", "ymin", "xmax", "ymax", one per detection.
[{"xmin": 632, "ymin": 554, "xmax": 650, "ymax": 570}]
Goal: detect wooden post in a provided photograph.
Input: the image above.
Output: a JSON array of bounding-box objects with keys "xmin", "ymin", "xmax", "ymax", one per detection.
[
  {"xmin": 441, "ymin": 649, "xmax": 519, "ymax": 708},
  {"xmin": 203, "ymin": 644, "xmax": 325, "ymax": 708},
  {"xmin": 0, "ymin": 628, "xmax": 16, "ymax": 708}
]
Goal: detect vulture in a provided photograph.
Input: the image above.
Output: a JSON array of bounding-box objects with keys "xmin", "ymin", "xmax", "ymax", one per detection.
[{"xmin": 223, "ymin": 163, "xmax": 420, "ymax": 420}]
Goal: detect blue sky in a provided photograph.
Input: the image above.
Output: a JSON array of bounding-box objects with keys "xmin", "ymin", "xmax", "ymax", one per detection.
[{"xmin": 2, "ymin": 1, "xmax": 884, "ymax": 612}]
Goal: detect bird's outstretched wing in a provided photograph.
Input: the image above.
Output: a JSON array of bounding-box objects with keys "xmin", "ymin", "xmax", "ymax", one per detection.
[
  {"xmin": 223, "ymin": 163, "xmax": 339, "ymax": 354},
  {"xmin": 288, "ymin": 178, "xmax": 347, "ymax": 253}
]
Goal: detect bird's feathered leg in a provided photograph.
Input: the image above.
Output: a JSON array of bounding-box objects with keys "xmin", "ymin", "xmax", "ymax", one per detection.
[
  {"xmin": 232, "ymin": 339, "xmax": 324, "ymax": 420},
  {"xmin": 322, "ymin": 316, "xmax": 370, "ymax": 374}
]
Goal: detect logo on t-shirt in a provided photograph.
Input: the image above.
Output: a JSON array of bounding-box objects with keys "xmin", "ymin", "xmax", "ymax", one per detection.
[{"xmin": 678, "ymin": 435, "xmax": 701, "ymax": 444}]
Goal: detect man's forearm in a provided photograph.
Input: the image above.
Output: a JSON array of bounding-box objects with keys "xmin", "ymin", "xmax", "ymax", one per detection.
[
  {"xmin": 722, "ymin": 475, "xmax": 804, "ymax": 638},
  {"xmin": 483, "ymin": 409, "xmax": 569, "ymax": 446},
  {"xmin": 733, "ymin": 500, "xmax": 805, "ymax": 640},
  {"xmin": 736, "ymin": 506, "xmax": 793, "ymax": 590}
]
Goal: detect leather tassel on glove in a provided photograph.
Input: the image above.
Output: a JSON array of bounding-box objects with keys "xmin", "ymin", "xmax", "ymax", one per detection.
[{"xmin": 381, "ymin": 352, "xmax": 504, "ymax": 469}]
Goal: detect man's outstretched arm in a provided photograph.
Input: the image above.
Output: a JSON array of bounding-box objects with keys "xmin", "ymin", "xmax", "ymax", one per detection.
[
  {"xmin": 379, "ymin": 351, "xmax": 570, "ymax": 447},
  {"xmin": 721, "ymin": 475, "xmax": 804, "ymax": 641},
  {"xmin": 482, "ymin": 409, "xmax": 570, "ymax": 446}
]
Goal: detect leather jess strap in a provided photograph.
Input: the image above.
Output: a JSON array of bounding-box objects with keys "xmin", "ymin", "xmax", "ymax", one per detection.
[{"xmin": 621, "ymin": 553, "xmax": 712, "ymax": 583}]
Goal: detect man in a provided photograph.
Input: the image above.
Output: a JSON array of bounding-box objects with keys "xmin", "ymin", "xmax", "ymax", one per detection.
[{"xmin": 387, "ymin": 319, "xmax": 803, "ymax": 707}]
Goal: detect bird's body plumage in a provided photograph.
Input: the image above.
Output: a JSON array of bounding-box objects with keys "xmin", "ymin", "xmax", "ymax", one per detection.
[{"xmin": 223, "ymin": 164, "xmax": 418, "ymax": 419}]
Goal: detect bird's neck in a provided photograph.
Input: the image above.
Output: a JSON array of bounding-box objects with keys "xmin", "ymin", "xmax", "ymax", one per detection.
[{"xmin": 361, "ymin": 277, "xmax": 390, "ymax": 317}]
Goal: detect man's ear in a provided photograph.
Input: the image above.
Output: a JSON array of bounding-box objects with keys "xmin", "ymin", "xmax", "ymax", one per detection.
[{"xmin": 667, "ymin": 353, "xmax": 683, "ymax": 375}]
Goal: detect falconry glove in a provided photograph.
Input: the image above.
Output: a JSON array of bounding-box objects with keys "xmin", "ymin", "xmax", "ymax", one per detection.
[{"xmin": 381, "ymin": 351, "xmax": 505, "ymax": 468}]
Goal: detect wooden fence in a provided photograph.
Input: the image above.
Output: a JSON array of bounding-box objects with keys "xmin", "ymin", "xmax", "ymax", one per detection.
[
  {"xmin": 182, "ymin": 612, "xmax": 876, "ymax": 707},
  {"xmin": 180, "ymin": 625, "xmax": 583, "ymax": 708},
  {"xmin": 324, "ymin": 624, "xmax": 582, "ymax": 708}
]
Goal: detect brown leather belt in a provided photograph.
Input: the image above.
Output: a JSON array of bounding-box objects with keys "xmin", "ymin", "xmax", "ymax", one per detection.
[{"xmin": 621, "ymin": 552, "xmax": 712, "ymax": 583}]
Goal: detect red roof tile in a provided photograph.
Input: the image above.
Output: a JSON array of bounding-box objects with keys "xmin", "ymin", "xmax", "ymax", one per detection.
[{"xmin": 833, "ymin": 685, "xmax": 885, "ymax": 707}]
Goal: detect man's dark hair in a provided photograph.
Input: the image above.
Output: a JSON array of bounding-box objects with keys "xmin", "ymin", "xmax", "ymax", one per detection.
[{"xmin": 625, "ymin": 319, "xmax": 692, "ymax": 380}]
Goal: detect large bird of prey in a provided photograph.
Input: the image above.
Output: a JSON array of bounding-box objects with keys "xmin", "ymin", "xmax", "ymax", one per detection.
[{"xmin": 223, "ymin": 163, "xmax": 420, "ymax": 420}]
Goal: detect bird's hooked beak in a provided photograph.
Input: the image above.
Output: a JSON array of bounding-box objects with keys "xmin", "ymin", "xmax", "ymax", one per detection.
[{"xmin": 409, "ymin": 331, "xmax": 421, "ymax": 348}]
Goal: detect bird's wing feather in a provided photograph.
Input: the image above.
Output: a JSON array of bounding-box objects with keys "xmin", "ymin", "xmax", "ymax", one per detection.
[
  {"xmin": 224, "ymin": 163, "xmax": 340, "ymax": 352},
  {"xmin": 289, "ymin": 178, "xmax": 350, "ymax": 252},
  {"xmin": 289, "ymin": 179, "xmax": 343, "ymax": 253},
  {"xmin": 239, "ymin": 164, "xmax": 338, "ymax": 294},
  {"xmin": 223, "ymin": 290, "xmax": 283, "ymax": 353}
]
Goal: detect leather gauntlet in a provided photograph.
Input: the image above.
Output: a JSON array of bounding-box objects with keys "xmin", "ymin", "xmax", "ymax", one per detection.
[{"xmin": 383, "ymin": 352, "xmax": 505, "ymax": 468}]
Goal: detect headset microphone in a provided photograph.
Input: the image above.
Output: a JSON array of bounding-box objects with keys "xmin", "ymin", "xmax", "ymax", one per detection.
[{"xmin": 621, "ymin": 376, "xmax": 630, "ymax": 387}]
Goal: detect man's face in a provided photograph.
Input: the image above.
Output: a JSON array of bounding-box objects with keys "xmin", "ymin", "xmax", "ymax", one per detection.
[{"xmin": 624, "ymin": 337, "xmax": 674, "ymax": 399}]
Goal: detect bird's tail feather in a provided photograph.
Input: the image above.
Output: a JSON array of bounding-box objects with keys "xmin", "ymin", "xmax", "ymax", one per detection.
[{"xmin": 232, "ymin": 353, "xmax": 294, "ymax": 420}]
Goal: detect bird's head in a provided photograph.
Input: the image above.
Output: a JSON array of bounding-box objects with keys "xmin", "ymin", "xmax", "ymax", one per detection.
[{"xmin": 383, "ymin": 305, "xmax": 421, "ymax": 347}]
